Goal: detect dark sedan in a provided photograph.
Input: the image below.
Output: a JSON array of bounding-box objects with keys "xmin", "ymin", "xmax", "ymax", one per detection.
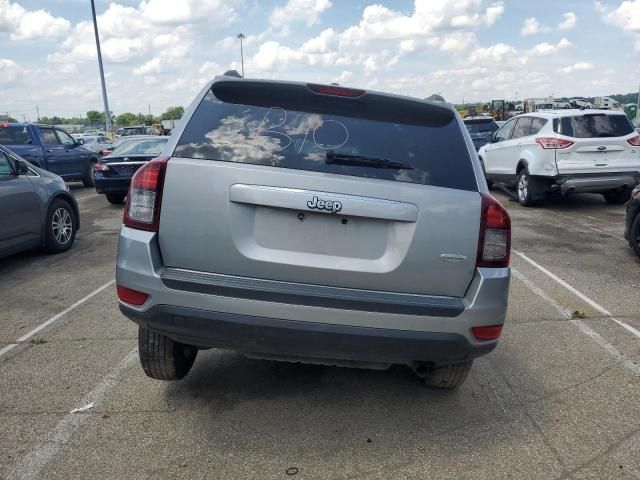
[
  {"xmin": 463, "ymin": 116, "xmax": 499, "ymax": 151},
  {"xmin": 624, "ymin": 185, "xmax": 640, "ymax": 258},
  {"xmin": 94, "ymin": 136, "xmax": 168, "ymax": 204},
  {"xmin": 0, "ymin": 144, "xmax": 79, "ymax": 258}
]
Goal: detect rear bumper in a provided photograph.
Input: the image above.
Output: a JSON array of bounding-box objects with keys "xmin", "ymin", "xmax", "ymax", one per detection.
[
  {"xmin": 95, "ymin": 176, "xmax": 131, "ymax": 194},
  {"xmin": 547, "ymin": 172, "xmax": 639, "ymax": 195},
  {"xmin": 120, "ymin": 304, "xmax": 496, "ymax": 364},
  {"xmin": 116, "ymin": 227, "xmax": 510, "ymax": 365}
]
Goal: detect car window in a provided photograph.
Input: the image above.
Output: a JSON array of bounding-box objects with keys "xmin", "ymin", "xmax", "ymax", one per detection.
[
  {"xmin": 553, "ymin": 114, "xmax": 634, "ymax": 138},
  {"xmin": 39, "ymin": 128, "xmax": 60, "ymax": 145},
  {"xmin": 530, "ymin": 117, "xmax": 547, "ymax": 135},
  {"xmin": 122, "ymin": 128, "xmax": 145, "ymax": 136},
  {"xmin": 464, "ymin": 120, "xmax": 498, "ymax": 135},
  {"xmin": 98, "ymin": 136, "xmax": 109, "ymax": 143},
  {"xmin": 174, "ymin": 87, "xmax": 477, "ymax": 191},
  {"xmin": 0, "ymin": 150, "xmax": 12, "ymax": 175},
  {"xmin": 494, "ymin": 119, "xmax": 516, "ymax": 142},
  {"xmin": 108, "ymin": 138, "xmax": 168, "ymax": 157},
  {"xmin": 56, "ymin": 129, "xmax": 75, "ymax": 146},
  {"xmin": 512, "ymin": 117, "xmax": 533, "ymax": 139},
  {"xmin": 0, "ymin": 126, "xmax": 33, "ymax": 145}
]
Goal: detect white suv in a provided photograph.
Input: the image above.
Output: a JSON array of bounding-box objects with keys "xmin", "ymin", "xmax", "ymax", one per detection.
[{"xmin": 478, "ymin": 110, "xmax": 640, "ymax": 206}]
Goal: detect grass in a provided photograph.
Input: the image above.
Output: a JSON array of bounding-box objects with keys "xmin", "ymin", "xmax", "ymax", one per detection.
[
  {"xmin": 571, "ymin": 310, "xmax": 587, "ymax": 319},
  {"xmin": 30, "ymin": 337, "xmax": 47, "ymax": 345}
]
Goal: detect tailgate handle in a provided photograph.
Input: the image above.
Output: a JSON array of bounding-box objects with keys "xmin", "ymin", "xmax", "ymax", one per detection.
[{"xmin": 229, "ymin": 184, "xmax": 418, "ymax": 222}]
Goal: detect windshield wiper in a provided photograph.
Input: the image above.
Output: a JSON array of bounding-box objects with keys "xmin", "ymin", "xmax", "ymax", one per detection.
[{"xmin": 325, "ymin": 151, "xmax": 414, "ymax": 170}]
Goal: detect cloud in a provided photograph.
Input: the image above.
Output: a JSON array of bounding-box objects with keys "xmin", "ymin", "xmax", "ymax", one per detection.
[
  {"xmin": 559, "ymin": 62, "xmax": 594, "ymax": 73},
  {"xmin": 0, "ymin": 0, "xmax": 70, "ymax": 40},
  {"xmin": 528, "ymin": 38, "xmax": 572, "ymax": 56},
  {"xmin": 520, "ymin": 17, "xmax": 549, "ymax": 36},
  {"xmin": 0, "ymin": 58, "xmax": 23, "ymax": 87},
  {"xmin": 558, "ymin": 12, "xmax": 577, "ymax": 30},
  {"xmin": 270, "ymin": 0, "xmax": 333, "ymax": 28},
  {"xmin": 139, "ymin": 0, "xmax": 241, "ymax": 26},
  {"xmin": 603, "ymin": 0, "xmax": 640, "ymax": 50}
]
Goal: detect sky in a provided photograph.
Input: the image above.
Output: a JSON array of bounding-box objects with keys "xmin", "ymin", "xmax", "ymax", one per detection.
[{"xmin": 1, "ymin": 0, "xmax": 640, "ymax": 121}]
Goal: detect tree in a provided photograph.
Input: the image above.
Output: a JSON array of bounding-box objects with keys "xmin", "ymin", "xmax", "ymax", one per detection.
[
  {"xmin": 86, "ymin": 110, "xmax": 105, "ymax": 125},
  {"xmin": 115, "ymin": 112, "xmax": 137, "ymax": 126},
  {"xmin": 161, "ymin": 106, "xmax": 184, "ymax": 120}
]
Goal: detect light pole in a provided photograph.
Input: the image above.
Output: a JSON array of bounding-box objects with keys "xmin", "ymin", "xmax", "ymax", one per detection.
[
  {"xmin": 91, "ymin": 0, "xmax": 112, "ymax": 132},
  {"xmin": 237, "ymin": 33, "xmax": 245, "ymax": 77}
]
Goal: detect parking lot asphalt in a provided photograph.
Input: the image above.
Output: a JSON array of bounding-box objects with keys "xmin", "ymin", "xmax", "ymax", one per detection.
[{"xmin": 1, "ymin": 185, "xmax": 639, "ymax": 480}]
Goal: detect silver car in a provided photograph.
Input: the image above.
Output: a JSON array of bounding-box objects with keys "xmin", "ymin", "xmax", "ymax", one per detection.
[
  {"xmin": 116, "ymin": 75, "xmax": 511, "ymax": 388},
  {"xmin": 0, "ymin": 145, "xmax": 79, "ymax": 258}
]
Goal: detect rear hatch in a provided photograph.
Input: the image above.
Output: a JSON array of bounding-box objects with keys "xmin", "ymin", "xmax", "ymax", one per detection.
[
  {"xmin": 464, "ymin": 118, "xmax": 498, "ymax": 151},
  {"xmin": 553, "ymin": 113, "xmax": 640, "ymax": 174},
  {"xmin": 103, "ymin": 137, "xmax": 168, "ymax": 175},
  {"xmin": 158, "ymin": 81, "xmax": 482, "ymax": 298}
]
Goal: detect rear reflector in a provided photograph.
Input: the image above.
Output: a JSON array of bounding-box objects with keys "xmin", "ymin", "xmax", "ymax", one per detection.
[
  {"xmin": 477, "ymin": 193, "xmax": 511, "ymax": 268},
  {"xmin": 117, "ymin": 285, "xmax": 149, "ymax": 306},
  {"xmin": 307, "ymin": 83, "xmax": 365, "ymax": 97},
  {"xmin": 123, "ymin": 156, "xmax": 168, "ymax": 232},
  {"xmin": 472, "ymin": 325, "xmax": 503, "ymax": 341},
  {"xmin": 628, "ymin": 134, "xmax": 640, "ymax": 146},
  {"xmin": 535, "ymin": 137, "xmax": 574, "ymax": 149}
]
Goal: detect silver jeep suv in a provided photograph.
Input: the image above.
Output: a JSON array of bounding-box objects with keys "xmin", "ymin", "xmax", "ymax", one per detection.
[{"xmin": 116, "ymin": 74, "xmax": 511, "ymax": 388}]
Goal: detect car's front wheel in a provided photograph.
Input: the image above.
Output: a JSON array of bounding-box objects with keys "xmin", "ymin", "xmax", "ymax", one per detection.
[
  {"xmin": 421, "ymin": 361, "xmax": 473, "ymax": 389},
  {"xmin": 138, "ymin": 326, "xmax": 197, "ymax": 381},
  {"xmin": 44, "ymin": 198, "xmax": 77, "ymax": 253},
  {"xmin": 106, "ymin": 193, "xmax": 125, "ymax": 204},
  {"xmin": 603, "ymin": 188, "xmax": 631, "ymax": 205}
]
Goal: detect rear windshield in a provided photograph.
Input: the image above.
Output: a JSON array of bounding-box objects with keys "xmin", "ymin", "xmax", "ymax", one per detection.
[
  {"xmin": 122, "ymin": 128, "xmax": 145, "ymax": 136},
  {"xmin": 553, "ymin": 114, "xmax": 634, "ymax": 138},
  {"xmin": 464, "ymin": 120, "xmax": 498, "ymax": 135},
  {"xmin": 0, "ymin": 126, "xmax": 33, "ymax": 145},
  {"xmin": 174, "ymin": 85, "xmax": 477, "ymax": 191},
  {"xmin": 109, "ymin": 138, "xmax": 167, "ymax": 157}
]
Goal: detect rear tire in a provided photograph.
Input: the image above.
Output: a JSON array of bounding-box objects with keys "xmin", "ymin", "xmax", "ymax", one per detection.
[
  {"xmin": 630, "ymin": 213, "xmax": 640, "ymax": 258},
  {"xmin": 516, "ymin": 168, "xmax": 536, "ymax": 207},
  {"xmin": 138, "ymin": 326, "xmax": 197, "ymax": 381},
  {"xmin": 422, "ymin": 361, "xmax": 473, "ymax": 389},
  {"xmin": 82, "ymin": 160, "xmax": 97, "ymax": 187},
  {"xmin": 43, "ymin": 198, "xmax": 77, "ymax": 253},
  {"xmin": 603, "ymin": 188, "xmax": 631, "ymax": 205},
  {"xmin": 106, "ymin": 193, "xmax": 125, "ymax": 204}
]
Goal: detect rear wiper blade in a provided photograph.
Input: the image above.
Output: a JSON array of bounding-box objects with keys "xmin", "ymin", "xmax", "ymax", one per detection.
[{"xmin": 325, "ymin": 151, "xmax": 414, "ymax": 170}]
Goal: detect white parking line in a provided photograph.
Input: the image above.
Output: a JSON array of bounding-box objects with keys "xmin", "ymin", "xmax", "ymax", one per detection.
[
  {"xmin": 8, "ymin": 349, "xmax": 138, "ymax": 480},
  {"xmin": 512, "ymin": 269, "xmax": 640, "ymax": 376},
  {"xmin": 514, "ymin": 250, "xmax": 640, "ymax": 340},
  {"xmin": 75, "ymin": 193, "xmax": 99, "ymax": 201},
  {"xmin": 0, "ymin": 280, "xmax": 115, "ymax": 358}
]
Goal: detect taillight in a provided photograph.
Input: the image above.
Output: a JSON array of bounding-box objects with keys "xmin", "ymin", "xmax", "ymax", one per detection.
[
  {"xmin": 123, "ymin": 156, "xmax": 169, "ymax": 232},
  {"xmin": 628, "ymin": 134, "xmax": 640, "ymax": 146},
  {"xmin": 307, "ymin": 83, "xmax": 365, "ymax": 97},
  {"xmin": 472, "ymin": 325, "xmax": 503, "ymax": 341},
  {"xmin": 117, "ymin": 285, "xmax": 149, "ymax": 306},
  {"xmin": 535, "ymin": 137, "xmax": 574, "ymax": 149},
  {"xmin": 477, "ymin": 193, "xmax": 511, "ymax": 268},
  {"xmin": 94, "ymin": 161, "xmax": 110, "ymax": 172}
]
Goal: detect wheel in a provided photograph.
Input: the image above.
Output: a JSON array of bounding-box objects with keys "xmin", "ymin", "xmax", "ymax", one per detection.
[
  {"xmin": 82, "ymin": 160, "xmax": 97, "ymax": 187},
  {"xmin": 138, "ymin": 326, "xmax": 197, "ymax": 381},
  {"xmin": 479, "ymin": 158, "xmax": 494, "ymax": 189},
  {"xmin": 43, "ymin": 198, "xmax": 77, "ymax": 253},
  {"xmin": 422, "ymin": 361, "xmax": 473, "ymax": 389},
  {"xmin": 106, "ymin": 193, "xmax": 125, "ymax": 204},
  {"xmin": 516, "ymin": 168, "xmax": 536, "ymax": 207},
  {"xmin": 603, "ymin": 188, "xmax": 631, "ymax": 205},
  {"xmin": 630, "ymin": 213, "xmax": 640, "ymax": 258}
]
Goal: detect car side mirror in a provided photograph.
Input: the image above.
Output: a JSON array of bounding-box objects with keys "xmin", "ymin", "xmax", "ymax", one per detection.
[
  {"xmin": 76, "ymin": 138, "xmax": 84, "ymax": 145},
  {"xmin": 14, "ymin": 159, "xmax": 29, "ymax": 175}
]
